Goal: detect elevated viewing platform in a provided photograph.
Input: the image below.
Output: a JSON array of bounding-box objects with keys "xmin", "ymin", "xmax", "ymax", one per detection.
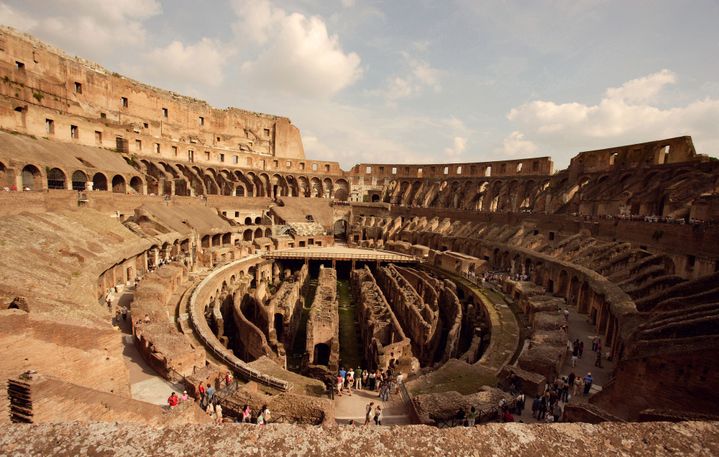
[{"xmin": 263, "ymin": 246, "xmax": 419, "ymax": 263}]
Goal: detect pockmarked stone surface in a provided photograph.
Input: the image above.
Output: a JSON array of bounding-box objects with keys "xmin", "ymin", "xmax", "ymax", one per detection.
[{"xmin": 0, "ymin": 422, "xmax": 717, "ymax": 456}]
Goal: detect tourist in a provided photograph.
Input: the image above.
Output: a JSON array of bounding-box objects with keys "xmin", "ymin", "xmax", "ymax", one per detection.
[
  {"xmin": 336, "ymin": 374, "xmax": 344, "ymax": 396},
  {"xmin": 241, "ymin": 404, "xmax": 252, "ymax": 423},
  {"xmin": 591, "ymin": 336, "xmax": 599, "ymax": 352},
  {"xmin": 571, "ymin": 352, "xmax": 578, "ymax": 368},
  {"xmin": 339, "ymin": 367, "xmax": 347, "ymax": 384},
  {"xmin": 374, "ymin": 405, "xmax": 383, "ymax": 425},
  {"xmin": 574, "ymin": 376, "xmax": 584, "ymax": 397},
  {"xmin": 531, "ymin": 396, "xmax": 540, "ymax": 418},
  {"xmin": 560, "ymin": 378, "xmax": 570, "ymax": 402},
  {"xmin": 215, "ymin": 403, "xmax": 223, "ymax": 424},
  {"xmin": 467, "ymin": 406, "xmax": 478, "ymax": 426},
  {"xmin": 346, "ymin": 368, "xmax": 354, "ymax": 395},
  {"xmin": 578, "ymin": 341, "xmax": 584, "ymax": 358},
  {"xmin": 368, "ymin": 371, "xmax": 376, "ymax": 391},
  {"xmin": 206, "ymin": 383, "xmax": 216, "ymax": 403},
  {"xmin": 198, "ymin": 382, "xmax": 206, "ymax": 406},
  {"xmin": 552, "ymin": 402, "xmax": 562, "ymax": 422},
  {"xmin": 206, "ymin": 402, "xmax": 215, "ymax": 420},
  {"xmin": 225, "ymin": 371, "xmax": 234, "ymax": 388},
  {"xmin": 567, "ymin": 372, "xmax": 576, "ymax": 400},
  {"xmin": 594, "ymin": 350, "xmax": 603, "ymax": 368},
  {"xmin": 355, "ymin": 367, "xmax": 363, "ymax": 390},
  {"xmin": 361, "ymin": 369, "xmax": 369, "ymax": 389},
  {"xmin": 181, "ymin": 390, "xmax": 189, "ymax": 402},
  {"xmin": 389, "ymin": 352, "xmax": 396, "ymax": 369},
  {"xmin": 501, "ymin": 408, "xmax": 514, "ymax": 422},
  {"xmin": 583, "ymin": 372, "xmax": 593, "ymax": 396},
  {"xmin": 257, "ymin": 405, "xmax": 270, "ymax": 425},
  {"xmin": 563, "ymin": 308, "xmax": 569, "ymax": 321},
  {"xmin": 167, "ymin": 392, "xmax": 179, "ymax": 408},
  {"xmin": 365, "ymin": 402, "xmax": 374, "ymax": 425},
  {"xmin": 515, "ymin": 393, "xmax": 525, "ymax": 416}
]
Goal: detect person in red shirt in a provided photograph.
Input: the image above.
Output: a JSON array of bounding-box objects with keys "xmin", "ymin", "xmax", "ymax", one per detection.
[{"xmin": 167, "ymin": 392, "xmax": 179, "ymax": 408}]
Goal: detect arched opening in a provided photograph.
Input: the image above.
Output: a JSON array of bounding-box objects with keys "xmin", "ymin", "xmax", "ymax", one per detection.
[
  {"xmin": 111, "ymin": 175, "xmax": 126, "ymax": 193},
  {"xmin": 333, "ymin": 219, "xmax": 348, "ymax": 240},
  {"xmin": 371, "ymin": 194, "xmax": 380, "ymax": 202},
  {"xmin": 71, "ymin": 170, "xmax": 88, "ymax": 191},
  {"xmin": 46, "ymin": 168, "xmax": 66, "ymax": 190},
  {"xmin": 129, "ymin": 176, "xmax": 143, "ymax": 194},
  {"xmin": 243, "ymin": 229, "xmax": 253, "ymax": 241},
  {"xmin": 244, "ymin": 217, "xmax": 253, "ymax": 225},
  {"xmin": 264, "ymin": 228, "xmax": 272, "ymax": 237},
  {"xmin": 254, "ymin": 228, "xmax": 263, "ymax": 238},
  {"xmin": 92, "ymin": 173, "xmax": 108, "ymax": 191},
  {"xmin": 21, "ymin": 165, "xmax": 42, "ymax": 190},
  {"xmin": 222, "ymin": 233, "xmax": 231, "ymax": 245},
  {"xmin": 313, "ymin": 343, "xmax": 330, "ymax": 366},
  {"xmin": 274, "ymin": 313, "xmax": 284, "ymax": 342},
  {"xmin": 255, "ymin": 216, "xmax": 262, "ymax": 224}
]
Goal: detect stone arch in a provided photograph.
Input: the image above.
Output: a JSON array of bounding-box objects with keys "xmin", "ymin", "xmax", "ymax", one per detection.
[
  {"xmin": 271, "ymin": 173, "xmax": 288, "ymax": 198},
  {"xmin": 71, "ymin": 170, "xmax": 88, "ymax": 191},
  {"xmin": 21, "ymin": 164, "xmax": 43, "ymax": 190},
  {"xmin": 111, "ymin": 175, "xmax": 126, "ymax": 193},
  {"xmin": 557, "ymin": 269, "xmax": 569, "ymax": 298},
  {"xmin": 243, "ymin": 229, "xmax": 253, "ymax": 241},
  {"xmin": 323, "ymin": 178, "xmax": 333, "ymax": 198},
  {"xmin": 92, "ymin": 172, "xmax": 108, "ymax": 191},
  {"xmin": 203, "ymin": 172, "xmax": 219, "ymax": 195},
  {"xmin": 264, "ymin": 228, "xmax": 272, "ymax": 237},
  {"xmin": 254, "ymin": 228, "xmax": 263, "ymax": 238},
  {"xmin": 129, "ymin": 176, "xmax": 144, "ymax": 194},
  {"xmin": 259, "ymin": 173, "xmax": 272, "ymax": 198},
  {"xmin": 297, "ymin": 176, "xmax": 310, "ymax": 197},
  {"xmin": 46, "ymin": 167, "xmax": 67, "ymax": 190},
  {"xmin": 310, "ymin": 177, "xmax": 322, "ymax": 197},
  {"xmin": 244, "ymin": 217, "xmax": 253, "ymax": 225},
  {"xmin": 334, "ymin": 178, "xmax": 349, "ymax": 201},
  {"xmin": 577, "ymin": 281, "xmax": 590, "ymax": 313}
]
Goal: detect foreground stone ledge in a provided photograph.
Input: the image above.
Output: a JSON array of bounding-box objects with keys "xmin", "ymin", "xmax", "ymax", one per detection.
[{"xmin": 0, "ymin": 421, "xmax": 717, "ymax": 456}]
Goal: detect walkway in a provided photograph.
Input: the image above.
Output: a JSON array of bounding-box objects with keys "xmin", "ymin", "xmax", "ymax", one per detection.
[
  {"xmin": 511, "ymin": 296, "xmax": 615, "ymax": 423},
  {"xmin": 111, "ymin": 286, "xmax": 184, "ymax": 406},
  {"xmin": 264, "ymin": 246, "xmax": 418, "ymax": 263},
  {"xmin": 334, "ymin": 387, "xmax": 412, "ymax": 425}
]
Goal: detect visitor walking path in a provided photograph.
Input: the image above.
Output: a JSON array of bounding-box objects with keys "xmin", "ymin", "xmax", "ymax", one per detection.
[
  {"xmin": 334, "ymin": 387, "xmax": 412, "ymax": 425},
  {"xmin": 264, "ymin": 246, "xmax": 418, "ymax": 263},
  {"xmin": 111, "ymin": 286, "xmax": 183, "ymax": 406}
]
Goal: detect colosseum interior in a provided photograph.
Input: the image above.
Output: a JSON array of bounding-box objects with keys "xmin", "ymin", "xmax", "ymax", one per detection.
[{"xmin": 0, "ymin": 25, "xmax": 718, "ymax": 454}]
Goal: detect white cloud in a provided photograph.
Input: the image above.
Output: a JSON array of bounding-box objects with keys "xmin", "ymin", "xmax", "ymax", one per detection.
[
  {"xmin": 501, "ymin": 69, "xmax": 719, "ymax": 165},
  {"xmin": 0, "ymin": 0, "xmax": 160, "ymax": 58},
  {"xmin": 497, "ymin": 131, "xmax": 538, "ymax": 156},
  {"xmin": 444, "ymin": 136, "xmax": 467, "ymax": 158},
  {"xmin": 379, "ymin": 53, "xmax": 442, "ymax": 105},
  {"xmin": 143, "ymin": 38, "xmax": 226, "ymax": 88},
  {"xmin": 232, "ymin": 0, "xmax": 362, "ymax": 98},
  {"xmin": 605, "ymin": 69, "xmax": 676, "ymax": 103}
]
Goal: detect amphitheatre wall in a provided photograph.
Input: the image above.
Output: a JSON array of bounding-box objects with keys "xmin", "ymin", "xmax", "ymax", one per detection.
[
  {"xmin": 305, "ymin": 266, "xmax": 339, "ymax": 372},
  {"xmin": 351, "ymin": 266, "xmax": 413, "ymax": 371}
]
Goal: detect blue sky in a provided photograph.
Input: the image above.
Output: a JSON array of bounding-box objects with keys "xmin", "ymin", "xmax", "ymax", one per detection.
[{"xmin": 2, "ymin": 0, "xmax": 719, "ymax": 170}]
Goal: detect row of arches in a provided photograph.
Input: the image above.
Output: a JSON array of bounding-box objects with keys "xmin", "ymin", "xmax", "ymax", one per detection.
[
  {"xmin": 2, "ymin": 162, "xmax": 144, "ymax": 193},
  {"xmin": 382, "ymin": 177, "xmax": 549, "ymax": 212},
  {"xmin": 135, "ymin": 158, "xmax": 351, "ymax": 200}
]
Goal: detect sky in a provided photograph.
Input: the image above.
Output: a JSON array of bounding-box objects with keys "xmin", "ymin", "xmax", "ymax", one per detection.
[{"xmin": 2, "ymin": 0, "xmax": 719, "ymax": 171}]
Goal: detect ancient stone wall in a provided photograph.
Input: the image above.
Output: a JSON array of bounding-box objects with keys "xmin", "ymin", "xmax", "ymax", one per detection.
[
  {"xmin": 351, "ymin": 266, "xmax": 412, "ymax": 370},
  {"xmin": 305, "ymin": 266, "xmax": 339, "ymax": 372},
  {"xmin": 374, "ymin": 264, "xmax": 439, "ymax": 366},
  {"xmin": 131, "ymin": 264, "xmax": 205, "ymax": 379}
]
